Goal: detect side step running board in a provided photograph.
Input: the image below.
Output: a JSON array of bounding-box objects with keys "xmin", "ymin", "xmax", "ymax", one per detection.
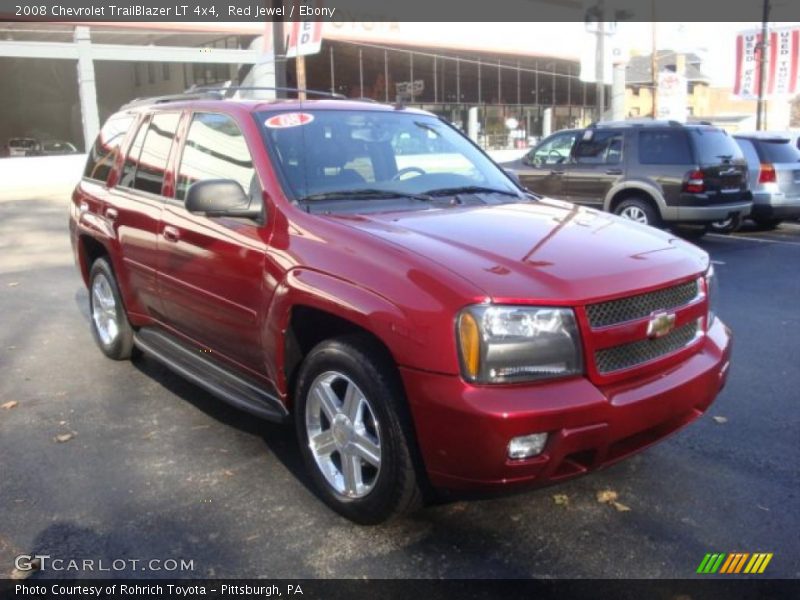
[{"xmin": 134, "ymin": 327, "xmax": 289, "ymax": 423}]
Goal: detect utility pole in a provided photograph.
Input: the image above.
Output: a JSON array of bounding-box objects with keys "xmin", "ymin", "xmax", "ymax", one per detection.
[
  {"xmin": 651, "ymin": 18, "xmax": 658, "ymax": 118},
  {"xmin": 595, "ymin": 0, "xmax": 605, "ymax": 121},
  {"xmin": 756, "ymin": 0, "xmax": 770, "ymax": 130}
]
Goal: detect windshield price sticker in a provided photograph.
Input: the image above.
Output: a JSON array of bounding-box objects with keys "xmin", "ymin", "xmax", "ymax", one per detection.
[{"xmin": 265, "ymin": 113, "xmax": 315, "ymax": 129}]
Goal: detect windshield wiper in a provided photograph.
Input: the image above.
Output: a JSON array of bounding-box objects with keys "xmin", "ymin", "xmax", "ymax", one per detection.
[
  {"xmin": 299, "ymin": 188, "xmax": 433, "ymax": 203},
  {"xmin": 423, "ymin": 185, "xmax": 521, "ymax": 198},
  {"xmin": 300, "ymin": 188, "xmax": 433, "ymax": 202}
]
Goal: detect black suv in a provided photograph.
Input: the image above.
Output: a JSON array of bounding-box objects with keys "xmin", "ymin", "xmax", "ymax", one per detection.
[{"xmin": 505, "ymin": 120, "xmax": 753, "ymax": 236}]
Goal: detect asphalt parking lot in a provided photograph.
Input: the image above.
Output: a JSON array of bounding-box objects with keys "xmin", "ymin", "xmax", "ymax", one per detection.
[{"xmin": 1, "ymin": 192, "xmax": 798, "ymax": 579}]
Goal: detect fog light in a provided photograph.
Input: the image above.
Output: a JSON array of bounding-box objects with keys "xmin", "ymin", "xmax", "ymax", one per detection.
[{"xmin": 508, "ymin": 433, "xmax": 548, "ymax": 459}]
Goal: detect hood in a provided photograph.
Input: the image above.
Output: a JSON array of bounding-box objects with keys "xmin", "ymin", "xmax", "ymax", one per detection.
[{"xmin": 326, "ymin": 201, "xmax": 709, "ymax": 304}]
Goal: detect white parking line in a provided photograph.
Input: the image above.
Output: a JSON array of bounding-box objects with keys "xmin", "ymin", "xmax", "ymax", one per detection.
[{"xmin": 707, "ymin": 233, "xmax": 800, "ymax": 247}]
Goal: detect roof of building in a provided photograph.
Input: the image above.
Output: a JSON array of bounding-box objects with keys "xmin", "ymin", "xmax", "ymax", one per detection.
[{"xmin": 626, "ymin": 50, "xmax": 710, "ymax": 85}]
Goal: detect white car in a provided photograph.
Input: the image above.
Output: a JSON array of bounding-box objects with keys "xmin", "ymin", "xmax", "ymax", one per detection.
[{"xmin": 4, "ymin": 138, "xmax": 39, "ymax": 157}]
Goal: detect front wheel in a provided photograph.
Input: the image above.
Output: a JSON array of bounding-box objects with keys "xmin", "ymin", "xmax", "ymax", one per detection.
[{"xmin": 294, "ymin": 335, "xmax": 422, "ymax": 524}]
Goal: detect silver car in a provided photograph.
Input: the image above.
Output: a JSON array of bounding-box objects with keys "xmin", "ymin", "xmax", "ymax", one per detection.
[{"xmin": 734, "ymin": 133, "xmax": 800, "ymax": 229}]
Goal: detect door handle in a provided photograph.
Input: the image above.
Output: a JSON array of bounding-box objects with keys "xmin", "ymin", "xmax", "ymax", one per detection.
[
  {"xmin": 605, "ymin": 168, "xmax": 623, "ymax": 175},
  {"xmin": 550, "ymin": 169, "xmax": 565, "ymax": 175},
  {"xmin": 105, "ymin": 207, "xmax": 118, "ymax": 221},
  {"xmin": 163, "ymin": 226, "xmax": 180, "ymax": 243}
]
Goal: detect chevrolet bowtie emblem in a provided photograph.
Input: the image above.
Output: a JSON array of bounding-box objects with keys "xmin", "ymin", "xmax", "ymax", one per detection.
[{"xmin": 647, "ymin": 311, "xmax": 676, "ymax": 339}]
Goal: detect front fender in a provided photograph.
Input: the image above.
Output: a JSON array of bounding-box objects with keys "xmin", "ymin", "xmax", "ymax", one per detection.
[{"xmin": 263, "ymin": 267, "xmax": 458, "ymax": 398}]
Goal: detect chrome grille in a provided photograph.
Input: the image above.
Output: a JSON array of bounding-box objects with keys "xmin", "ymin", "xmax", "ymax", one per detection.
[
  {"xmin": 586, "ymin": 280, "xmax": 699, "ymax": 328},
  {"xmin": 595, "ymin": 320, "xmax": 700, "ymax": 374},
  {"xmin": 594, "ymin": 319, "xmax": 700, "ymax": 374}
]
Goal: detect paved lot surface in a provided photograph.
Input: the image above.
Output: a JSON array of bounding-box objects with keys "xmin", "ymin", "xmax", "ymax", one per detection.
[{"xmin": 1, "ymin": 193, "xmax": 798, "ymax": 579}]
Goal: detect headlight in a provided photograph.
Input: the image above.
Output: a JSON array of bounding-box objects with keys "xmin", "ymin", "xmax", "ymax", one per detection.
[
  {"xmin": 457, "ymin": 305, "xmax": 583, "ymax": 384},
  {"xmin": 705, "ymin": 265, "xmax": 719, "ymax": 326}
]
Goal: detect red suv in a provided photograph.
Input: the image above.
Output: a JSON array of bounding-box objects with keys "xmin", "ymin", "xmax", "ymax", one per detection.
[{"xmin": 70, "ymin": 90, "xmax": 732, "ymax": 524}]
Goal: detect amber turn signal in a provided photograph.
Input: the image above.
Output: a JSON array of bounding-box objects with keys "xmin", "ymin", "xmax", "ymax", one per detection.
[{"xmin": 458, "ymin": 311, "xmax": 481, "ymax": 380}]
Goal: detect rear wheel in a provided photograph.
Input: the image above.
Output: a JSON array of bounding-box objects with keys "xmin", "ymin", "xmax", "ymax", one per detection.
[
  {"xmin": 614, "ymin": 197, "xmax": 661, "ymax": 228},
  {"xmin": 294, "ymin": 335, "xmax": 422, "ymax": 524},
  {"xmin": 88, "ymin": 258, "xmax": 136, "ymax": 360},
  {"xmin": 752, "ymin": 217, "xmax": 782, "ymax": 230},
  {"xmin": 708, "ymin": 214, "xmax": 742, "ymax": 234}
]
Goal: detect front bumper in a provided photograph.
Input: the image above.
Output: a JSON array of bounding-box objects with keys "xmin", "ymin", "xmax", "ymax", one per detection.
[{"xmin": 403, "ymin": 317, "xmax": 732, "ymax": 491}]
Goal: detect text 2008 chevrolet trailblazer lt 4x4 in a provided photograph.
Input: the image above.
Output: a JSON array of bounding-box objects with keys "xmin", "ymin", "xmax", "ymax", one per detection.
[{"xmin": 69, "ymin": 89, "xmax": 732, "ymax": 524}]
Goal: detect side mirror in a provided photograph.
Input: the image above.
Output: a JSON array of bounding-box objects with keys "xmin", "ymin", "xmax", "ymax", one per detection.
[
  {"xmin": 504, "ymin": 168, "xmax": 522, "ymax": 186},
  {"xmin": 185, "ymin": 179, "xmax": 261, "ymax": 219}
]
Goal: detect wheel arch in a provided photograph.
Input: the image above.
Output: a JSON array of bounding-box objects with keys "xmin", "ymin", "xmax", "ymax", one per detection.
[
  {"xmin": 605, "ymin": 182, "xmax": 665, "ymax": 215},
  {"xmin": 264, "ymin": 268, "xmax": 425, "ymax": 406}
]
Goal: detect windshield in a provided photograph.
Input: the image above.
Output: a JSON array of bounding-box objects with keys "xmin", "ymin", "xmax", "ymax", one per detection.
[{"xmin": 258, "ymin": 109, "xmax": 522, "ymax": 209}]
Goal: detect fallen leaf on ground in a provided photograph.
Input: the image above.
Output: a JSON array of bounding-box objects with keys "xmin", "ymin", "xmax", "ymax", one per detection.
[
  {"xmin": 712, "ymin": 416, "xmax": 728, "ymax": 424},
  {"xmin": 223, "ymin": 469, "xmax": 234, "ymax": 477},
  {"xmin": 58, "ymin": 420, "xmax": 67, "ymax": 426},
  {"xmin": 7, "ymin": 282, "xmax": 20, "ymax": 288},
  {"xmin": 1, "ymin": 400, "xmax": 18, "ymax": 410},
  {"xmin": 53, "ymin": 433, "xmax": 74, "ymax": 443},
  {"xmin": 612, "ymin": 501, "xmax": 631, "ymax": 512},
  {"xmin": 553, "ymin": 493, "xmax": 570, "ymax": 506},
  {"xmin": 596, "ymin": 489, "xmax": 618, "ymax": 504}
]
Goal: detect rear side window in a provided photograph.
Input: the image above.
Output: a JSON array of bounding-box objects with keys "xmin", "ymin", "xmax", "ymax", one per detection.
[
  {"xmin": 735, "ymin": 138, "xmax": 760, "ymax": 167},
  {"xmin": 177, "ymin": 113, "xmax": 255, "ymax": 200},
  {"xmin": 753, "ymin": 139, "xmax": 800, "ymax": 163},
  {"xmin": 134, "ymin": 113, "xmax": 181, "ymax": 195},
  {"xmin": 638, "ymin": 130, "xmax": 691, "ymax": 164},
  {"xmin": 118, "ymin": 118, "xmax": 148, "ymax": 189},
  {"xmin": 84, "ymin": 115, "xmax": 134, "ymax": 183},
  {"xmin": 573, "ymin": 130, "xmax": 623, "ymax": 165},
  {"xmin": 689, "ymin": 128, "xmax": 743, "ymax": 165}
]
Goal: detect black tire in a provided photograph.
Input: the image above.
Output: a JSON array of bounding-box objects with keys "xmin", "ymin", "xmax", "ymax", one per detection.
[
  {"xmin": 614, "ymin": 197, "xmax": 662, "ymax": 228},
  {"xmin": 708, "ymin": 214, "xmax": 742, "ymax": 234},
  {"xmin": 88, "ymin": 257, "xmax": 136, "ymax": 360},
  {"xmin": 672, "ymin": 225, "xmax": 708, "ymax": 241},
  {"xmin": 752, "ymin": 217, "xmax": 782, "ymax": 230},
  {"xmin": 293, "ymin": 334, "xmax": 422, "ymax": 524}
]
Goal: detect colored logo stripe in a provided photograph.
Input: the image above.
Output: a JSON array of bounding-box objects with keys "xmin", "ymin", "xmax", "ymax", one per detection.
[{"xmin": 697, "ymin": 553, "xmax": 773, "ymax": 574}]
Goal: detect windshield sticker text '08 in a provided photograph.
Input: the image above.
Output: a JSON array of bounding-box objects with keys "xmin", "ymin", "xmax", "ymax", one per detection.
[{"xmin": 265, "ymin": 113, "xmax": 315, "ymax": 129}]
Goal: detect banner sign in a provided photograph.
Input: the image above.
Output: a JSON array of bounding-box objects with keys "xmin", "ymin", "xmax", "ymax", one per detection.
[
  {"xmin": 734, "ymin": 27, "xmax": 800, "ymax": 99},
  {"xmin": 656, "ymin": 70, "xmax": 688, "ymax": 122},
  {"xmin": 285, "ymin": 1, "xmax": 324, "ymax": 58}
]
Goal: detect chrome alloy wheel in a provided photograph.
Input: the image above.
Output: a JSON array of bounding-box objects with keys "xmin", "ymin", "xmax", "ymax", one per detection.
[
  {"xmin": 305, "ymin": 371, "xmax": 382, "ymax": 498},
  {"xmin": 91, "ymin": 273, "xmax": 119, "ymax": 346},
  {"xmin": 619, "ymin": 205, "xmax": 649, "ymax": 224}
]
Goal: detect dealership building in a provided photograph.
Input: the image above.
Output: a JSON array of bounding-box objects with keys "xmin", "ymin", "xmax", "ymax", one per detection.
[{"xmin": 0, "ymin": 21, "xmax": 604, "ymax": 152}]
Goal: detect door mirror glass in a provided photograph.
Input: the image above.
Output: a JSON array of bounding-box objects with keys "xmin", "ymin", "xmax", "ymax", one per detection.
[{"xmin": 185, "ymin": 179, "xmax": 260, "ymax": 219}]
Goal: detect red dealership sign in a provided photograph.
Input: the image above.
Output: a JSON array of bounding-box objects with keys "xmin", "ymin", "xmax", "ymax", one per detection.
[{"xmin": 734, "ymin": 27, "xmax": 800, "ymax": 99}]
